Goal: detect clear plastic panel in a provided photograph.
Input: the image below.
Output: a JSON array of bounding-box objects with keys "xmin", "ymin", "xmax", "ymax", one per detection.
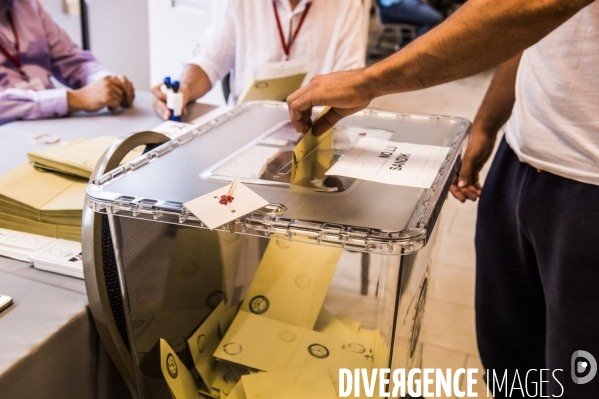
[
  {"xmin": 109, "ymin": 215, "xmax": 435, "ymax": 399},
  {"xmin": 89, "ymin": 103, "xmax": 470, "ymax": 237}
]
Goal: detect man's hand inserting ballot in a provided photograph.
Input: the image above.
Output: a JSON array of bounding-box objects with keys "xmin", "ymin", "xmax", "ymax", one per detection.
[{"xmin": 286, "ymin": 69, "xmax": 374, "ymax": 137}]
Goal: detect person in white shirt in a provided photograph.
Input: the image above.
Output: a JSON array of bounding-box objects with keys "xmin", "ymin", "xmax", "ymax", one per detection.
[{"xmin": 151, "ymin": 0, "xmax": 366, "ymax": 119}]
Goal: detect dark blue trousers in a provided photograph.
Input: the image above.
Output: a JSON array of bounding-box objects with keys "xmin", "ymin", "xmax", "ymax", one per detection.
[{"xmin": 476, "ymin": 138, "xmax": 599, "ymax": 398}]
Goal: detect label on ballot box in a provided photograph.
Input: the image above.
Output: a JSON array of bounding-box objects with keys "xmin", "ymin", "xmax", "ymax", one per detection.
[{"xmin": 325, "ymin": 138, "xmax": 450, "ymax": 188}]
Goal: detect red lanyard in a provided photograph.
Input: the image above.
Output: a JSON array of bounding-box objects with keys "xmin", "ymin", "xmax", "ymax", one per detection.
[
  {"xmin": 272, "ymin": 1, "xmax": 312, "ymax": 60},
  {"xmin": 0, "ymin": 11, "xmax": 28, "ymax": 81}
]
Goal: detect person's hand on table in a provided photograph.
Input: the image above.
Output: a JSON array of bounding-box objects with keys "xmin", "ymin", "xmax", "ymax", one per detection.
[
  {"xmin": 449, "ymin": 127, "xmax": 496, "ymax": 203},
  {"xmin": 67, "ymin": 76, "xmax": 135, "ymax": 113},
  {"xmin": 287, "ymin": 69, "xmax": 375, "ymax": 137},
  {"xmin": 151, "ymin": 83, "xmax": 188, "ymax": 120},
  {"xmin": 114, "ymin": 75, "xmax": 135, "ymax": 108}
]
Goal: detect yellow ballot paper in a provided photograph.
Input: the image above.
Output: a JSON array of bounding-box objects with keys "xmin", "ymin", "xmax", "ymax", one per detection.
[
  {"xmin": 240, "ymin": 240, "xmax": 341, "ymax": 329},
  {"xmin": 289, "ymin": 328, "xmax": 373, "ymax": 378},
  {"xmin": 238, "ymin": 58, "xmax": 313, "ymax": 104},
  {"xmin": 241, "ymin": 366, "xmax": 338, "ymax": 399},
  {"xmin": 225, "ymin": 380, "xmax": 246, "ymax": 399},
  {"xmin": 160, "ymin": 339, "xmax": 199, "ymax": 399},
  {"xmin": 290, "ymin": 107, "xmax": 335, "ymax": 187},
  {"xmin": 214, "ymin": 311, "xmax": 372, "ymax": 374},
  {"xmin": 291, "ymin": 107, "xmax": 333, "ymax": 165},
  {"xmin": 214, "ymin": 311, "xmax": 305, "ymax": 371},
  {"xmin": 238, "ymin": 73, "xmax": 306, "ymax": 103},
  {"xmin": 314, "ymin": 308, "xmax": 373, "ymax": 357},
  {"xmin": 188, "ymin": 301, "xmax": 229, "ymax": 389},
  {"xmin": 211, "ymin": 363, "xmax": 247, "ymax": 397},
  {"xmin": 219, "ymin": 303, "xmax": 242, "ymax": 338}
]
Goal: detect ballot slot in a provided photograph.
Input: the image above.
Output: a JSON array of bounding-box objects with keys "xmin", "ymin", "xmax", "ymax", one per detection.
[{"xmin": 205, "ymin": 121, "xmax": 394, "ymax": 193}]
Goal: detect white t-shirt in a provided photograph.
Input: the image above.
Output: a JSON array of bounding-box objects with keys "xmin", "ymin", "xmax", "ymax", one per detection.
[
  {"xmin": 187, "ymin": 0, "xmax": 366, "ymax": 104},
  {"xmin": 505, "ymin": 2, "xmax": 599, "ymax": 186}
]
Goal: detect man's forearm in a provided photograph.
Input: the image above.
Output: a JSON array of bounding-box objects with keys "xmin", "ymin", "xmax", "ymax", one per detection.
[
  {"xmin": 179, "ymin": 64, "xmax": 212, "ymax": 103},
  {"xmin": 365, "ymin": 0, "xmax": 593, "ymax": 98},
  {"xmin": 473, "ymin": 53, "xmax": 522, "ymax": 138}
]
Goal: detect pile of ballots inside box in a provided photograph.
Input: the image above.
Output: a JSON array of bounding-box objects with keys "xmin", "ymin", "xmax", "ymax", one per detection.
[{"xmin": 160, "ymin": 240, "xmax": 389, "ymax": 399}]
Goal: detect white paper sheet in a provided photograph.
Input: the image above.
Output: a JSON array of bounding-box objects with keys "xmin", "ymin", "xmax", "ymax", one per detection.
[
  {"xmin": 0, "ymin": 228, "xmax": 57, "ymax": 261},
  {"xmin": 29, "ymin": 239, "xmax": 83, "ymax": 279},
  {"xmin": 325, "ymin": 138, "xmax": 450, "ymax": 188},
  {"xmin": 151, "ymin": 121, "xmax": 195, "ymax": 139},
  {"xmin": 184, "ymin": 182, "xmax": 269, "ymax": 230}
]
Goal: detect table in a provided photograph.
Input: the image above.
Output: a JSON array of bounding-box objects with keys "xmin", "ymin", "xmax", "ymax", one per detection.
[{"xmin": 0, "ymin": 92, "xmax": 223, "ymax": 399}]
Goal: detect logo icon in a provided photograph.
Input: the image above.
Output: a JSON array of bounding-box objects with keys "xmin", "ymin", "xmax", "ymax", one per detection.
[
  {"xmin": 166, "ymin": 354, "xmax": 178, "ymax": 379},
  {"xmin": 571, "ymin": 350, "xmax": 597, "ymax": 385},
  {"xmin": 308, "ymin": 344, "xmax": 330, "ymax": 359},
  {"xmin": 249, "ymin": 295, "xmax": 270, "ymax": 315}
]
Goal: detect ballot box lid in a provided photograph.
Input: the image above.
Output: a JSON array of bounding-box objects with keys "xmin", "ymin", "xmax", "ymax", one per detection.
[{"xmin": 87, "ymin": 102, "xmax": 470, "ymax": 254}]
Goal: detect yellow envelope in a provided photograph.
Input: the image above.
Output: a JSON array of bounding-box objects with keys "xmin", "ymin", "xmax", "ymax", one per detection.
[
  {"xmin": 241, "ymin": 366, "xmax": 338, "ymax": 399},
  {"xmin": 240, "ymin": 240, "xmax": 341, "ymax": 329},
  {"xmin": 314, "ymin": 308, "xmax": 372, "ymax": 357},
  {"xmin": 219, "ymin": 303, "xmax": 242, "ymax": 338},
  {"xmin": 160, "ymin": 339, "xmax": 199, "ymax": 399},
  {"xmin": 290, "ymin": 107, "xmax": 335, "ymax": 187},
  {"xmin": 291, "ymin": 107, "xmax": 333, "ymax": 165},
  {"xmin": 188, "ymin": 301, "xmax": 229, "ymax": 389},
  {"xmin": 225, "ymin": 380, "xmax": 247, "ymax": 399},
  {"xmin": 0, "ymin": 163, "xmax": 85, "ymax": 212},
  {"xmin": 211, "ymin": 363, "xmax": 247, "ymax": 397},
  {"xmin": 27, "ymin": 136, "xmax": 144, "ymax": 179},
  {"xmin": 214, "ymin": 311, "xmax": 372, "ymax": 375},
  {"xmin": 238, "ymin": 73, "xmax": 307, "ymax": 104},
  {"xmin": 289, "ymin": 328, "xmax": 373, "ymax": 381},
  {"xmin": 213, "ymin": 311, "xmax": 305, "ymax": 371}
]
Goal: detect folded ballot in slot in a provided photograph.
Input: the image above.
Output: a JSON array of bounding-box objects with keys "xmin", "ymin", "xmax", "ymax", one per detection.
[{"xmin": 85, "ymin": 102, "xmax": 470, "ymax": 399}]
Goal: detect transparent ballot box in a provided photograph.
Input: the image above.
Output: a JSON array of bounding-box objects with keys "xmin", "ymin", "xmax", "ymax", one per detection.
[{"xmin": 85, "ymin": 102, "xmax": 470, "ymax": 399}]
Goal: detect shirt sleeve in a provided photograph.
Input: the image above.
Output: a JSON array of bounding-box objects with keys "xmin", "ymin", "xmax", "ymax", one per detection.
[
  {"xmin": 34, "ymin": 0, "xmax": 111, "ymax": 89},
  {"xmin": 186, "ymin": 0, "xmax": 236, "ymax": 87},
  {"xmin": 0, "ymin": 87, "xmax": 68, "ymax": 125},
  {"xmin": 332, "ymin": 0, "xmax": 367, "ymax": 71}
]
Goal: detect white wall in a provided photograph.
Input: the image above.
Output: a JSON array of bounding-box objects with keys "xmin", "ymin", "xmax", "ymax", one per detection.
[
  {"xmin": 37, "ymin": 0, "xmax": 82, "ymax": 47},
  {"xmin": 148, "ymin": 0, "xmax": 225, "ymax": 105},
  {"xmin": 87, "ymin": 0, "xmax": 151, "ymax": 90}
]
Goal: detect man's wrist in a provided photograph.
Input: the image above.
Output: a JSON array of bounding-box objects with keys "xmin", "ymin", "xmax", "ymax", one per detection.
[
  {"xmin": 361, "ymin": 64, "xmax": 390, "ymax": 100},
  {"xmin": 66, "ymin": 90, "xmax": 83, "ymax": 113},
  {"xmin": 178, "ymin": 85, "xmax": 192, "ymax": 104},
  {"xmin": 471, "ymin": 120, "xmax": 500, "ymax": 140}
]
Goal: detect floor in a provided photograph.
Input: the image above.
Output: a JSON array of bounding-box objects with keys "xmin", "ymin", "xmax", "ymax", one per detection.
[{"xmin": 370, "ymin": 70, "xmax": 496, "ymax": 398}]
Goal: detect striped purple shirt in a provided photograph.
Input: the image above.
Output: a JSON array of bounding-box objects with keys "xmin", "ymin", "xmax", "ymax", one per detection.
[{"xmin": 0, "ymin": 0, "xmax": 111, "ymax": 125}]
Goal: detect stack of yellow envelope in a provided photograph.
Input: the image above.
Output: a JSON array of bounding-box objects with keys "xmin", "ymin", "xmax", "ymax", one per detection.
[
  {"xmin": 27, "ymin": 136, "xmax": 143, "ymax": 179},
  {"xmin": 0, "ymin": 163, "xmax": 86, "ymax": 241}
]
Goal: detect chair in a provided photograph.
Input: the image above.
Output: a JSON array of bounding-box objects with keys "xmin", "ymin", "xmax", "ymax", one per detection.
[{"xmin": 372, "ymin": 0, "xmax": 417, "ymax": 50}]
